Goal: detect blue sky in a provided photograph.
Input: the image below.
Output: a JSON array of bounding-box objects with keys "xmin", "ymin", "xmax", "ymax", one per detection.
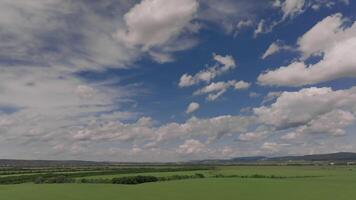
[{"xmin": 0, "ymin": 0, "xmax": 356, "ymax": 162}]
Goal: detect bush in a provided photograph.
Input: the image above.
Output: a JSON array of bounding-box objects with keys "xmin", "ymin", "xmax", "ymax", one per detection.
[
  {"xmin": 112, "ymin": 176, "xmax": 159, "ymax": 185},
  {"xmin": 78, "ymin": 178, "xmax": 111, "ymax": 184},
  {"xmin": 195, "ymin": 173, "xmax": 205, "ymax": 178},
  {"xmin": 34, "ymin": 176, "xmax": 75, "ymax": 184}
]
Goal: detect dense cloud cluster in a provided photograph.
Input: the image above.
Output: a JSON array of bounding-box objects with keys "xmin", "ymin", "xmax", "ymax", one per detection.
[
  {"xmin": 258, "ymin": 13, "xmax": 356, "ymax": 86},
  {"xmin": 0, "ymin": 0, "xmax": 355, "ymax": 161}
]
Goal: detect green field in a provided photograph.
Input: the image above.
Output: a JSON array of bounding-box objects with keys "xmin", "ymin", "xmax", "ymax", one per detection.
[{"xmin": 0, "ymin": 166, "xmax": 355, "ymax": 200}]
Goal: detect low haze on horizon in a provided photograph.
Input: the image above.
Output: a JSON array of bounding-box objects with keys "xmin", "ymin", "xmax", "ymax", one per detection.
[{"xmin": 0, "ymin": 0, "xmax": 356, "ymax": 162}]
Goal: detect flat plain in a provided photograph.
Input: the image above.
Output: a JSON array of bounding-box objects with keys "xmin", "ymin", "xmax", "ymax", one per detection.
[{"xmin": 0, "ymin": 165, "xmax": 355, "ymax": 200}]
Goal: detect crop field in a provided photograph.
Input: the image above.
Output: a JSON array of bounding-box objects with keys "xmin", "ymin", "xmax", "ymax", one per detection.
[{"xmin": 0, "ymin": 165, "xmax": 355, "ymax": 200}]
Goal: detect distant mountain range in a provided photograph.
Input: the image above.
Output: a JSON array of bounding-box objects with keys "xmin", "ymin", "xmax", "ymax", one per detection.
[
  {"xmin": 190, "ymin": 152, "xmax": 356, "ymax": 164},
  {"xmin": 1, "ymin": 152, "xmax": 356, "ymax": 167}
]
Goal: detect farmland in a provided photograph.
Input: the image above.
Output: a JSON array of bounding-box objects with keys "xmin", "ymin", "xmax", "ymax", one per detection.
[{"xmin": 0, "ymin": 165, "xmax": 355, "ymax": 200}]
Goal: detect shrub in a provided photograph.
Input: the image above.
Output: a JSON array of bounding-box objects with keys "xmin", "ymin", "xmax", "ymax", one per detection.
[{"xmin": 112, "ymin": 176, "xmax": 159, "ymax": 185}]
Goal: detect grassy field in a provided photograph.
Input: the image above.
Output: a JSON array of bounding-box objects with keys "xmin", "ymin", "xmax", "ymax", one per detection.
[{"xmin": 0, "ymin": 166, "xmax": 355, "ymax": 200}]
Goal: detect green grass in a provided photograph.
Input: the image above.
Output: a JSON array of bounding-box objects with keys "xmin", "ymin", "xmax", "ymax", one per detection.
[
  {"xmin": 0, "ymin": 166, "xmax": 355, "ymax": 200},
  {"xmin": 210, "ymin": 165, "xmax": 355, "ymax": 177}
]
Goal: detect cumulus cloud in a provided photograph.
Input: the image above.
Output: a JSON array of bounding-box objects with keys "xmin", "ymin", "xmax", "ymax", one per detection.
[
  {"xmin": 254, "ymin": 19, "xmax": 279, "ymax": 37},
  {"xmin": 0, "ymin": 66, "xmax": 139, "ymax": 148},
  {"xmin": 273, "ymin": 0, "xmax": 348, "ymax": 20},
  {"xmin": 0, "ymin": 1, "xmax": 145, "ymax": 152},
  {"xmin": 186, "ymin": 102, "xmax": 200, "ymax": 114},
  {"xmin": 258, "ymin": 13, "xmax": 356, "ymax": 86},
  {"xmin": 234, "ymin": 80, "xmax": 251, "ymax": 90},
  {"xmin": 254, "ymin": 87, "xmax": 356, "ymax": 135},
  {"xmin": 1, "ymin": 0, "xmax": 355, "ymax": 161},
  {"xmin": 297, "ymin": 13, "xmax": 354, "ymax": 58},
  {"xmin": 238, "ymin": 132, "xmax": 263, "ymax": 141},
  {"xmin": 255, "ymin": 0, "xmax": 348, "ymax": 38},
  {"xmin": 179, "ymin": 54, "xmax": 236, "ymax": 87},
  {"xmin": 295, "ymin": 110, "xmax": 355, "ymax": 136},
  {"xmin": 68, "ymin": 114, "xmax": 253, "ymax": 152},
  {"xmin": 0, "ymin": 0, "xmax": 261, "ymax": 161},
  {"xmin": 194, "ymin": 80, "xmax": 250, "ymax": 101},
  {"xmin": 261, "ymin": 142, "xmax": 290, "ymax": 152},
  {"xmin": 177, "ymin": 139, "xmax": 205, "ymax": 155},
  {"xmin": 117, "ymin": 0, "xmax": 199, "ymax": 52},
  {"xmin": 274, "ymin": 0, "xmax": 305, "ymax": 20}
]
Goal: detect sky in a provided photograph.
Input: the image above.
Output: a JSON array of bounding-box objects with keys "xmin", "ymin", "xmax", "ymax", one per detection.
[{"xmin": 0, "ymin": 0, "xmax": 356, "ymax": 162}]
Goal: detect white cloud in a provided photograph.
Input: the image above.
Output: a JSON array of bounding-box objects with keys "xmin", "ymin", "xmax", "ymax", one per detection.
[
  {"xmin": 281, "ymin": 132, "xmax": 298, "ymax": 140},
  {"xmin": 262, "ymin": 42, "xmax": 281, "ymax": 59},
  {"xmin": 0, "ymin": 0, "xmax": 140, "ymax": 70},
  {"xmin": 197, "ymin": 0, "xmax": 266, "ymax": 35},
  {"xmin": 254, "ymin": 20, "xmax": 265, "ymax": 36},
  {"xmin": 1, "ymin": 0, "xmax": 356, "ymax": 161},
  {"xmin": 177, "ymin": 139, "xmax": 205, "ymax": 155},
  {"xmin": 67, "ymin": 114, "xmax": 253, "ymax": 151},
  {"xmin": 213, "ymin": 54, "xmax": 236, "ymax": 70},
  {"xmin": 0, "ymin": 65, "xmax": 139, "ymax": 152},
  {"xmin": 235, "ymin": 19, "xmax": 254, "ymax": 34},
  {"xmin": 239, "ymin": 132, "xmax": 263, "ymax": 141},
  {"xmin": 254, "ymin": 19, "xmax": 279, "ymax": 37},
  {"xmin": 148, "ymin": 51, "xmax": 174, "ymax": 64},
  {"xmin": 258, "ymin": 13, "xmax": 356, "ymax": 86},
  {"xmin": 179, "ymin": 54, "xmax": 236, "ymax": 87},
  {"xmin": 194, "ymin": 80, "xmax": 250, "ymax": 101},
  {"xmin": 234, "ymin": 81, "xmax": 251, "ymax": 90},
  {"xmin": 297, "ymin": 13, "xmax": 353, "ymax": 58},
  {"xmin": 261, "ymin": 41, "xmax": 293, "ymax": 59},
  {"xmin": 206, "ymin": 89, "xmax": 228, "ymax": 101},
  {"xmin": 257, "ymin": 0, "xmax": 347, "ymax": 38},
  {"xmin": 261, "ymin": 142, "xmax": 289, "ymax": 152},
  {"xmin": 186, "ymin": 102, "xmax": 200, "ymax": 114},
  {"xmin": 295, "ymin": 110, "xmax": 355, "ymax": 136},
  {"xmin": 262, "ymin": 91, "xmax": 283, "ymax": 105},
  {"xmin": 117, "ymin": 0, "xmax": 199, "ymax": 50},
  {"xmin": 280, "ymin": 109, "xmax": 355, "ymax": 140},
  {"xmin": 311, "ymin": 0, "xmax": 350, "ymax": 11},
  {"xmin": 194, "ymin": 81, "xmax": 235, "ymax": 95},
  {"xmin": 275, "ymin": 0, "xmax": 306, "ymax": 20},
  {"xmin": 237, "ymin": 19, "xmax": 254, "ymax": 29},
  {"xmin": 254, "ymin": 87, "xmax": 356, "ymax": 134}
]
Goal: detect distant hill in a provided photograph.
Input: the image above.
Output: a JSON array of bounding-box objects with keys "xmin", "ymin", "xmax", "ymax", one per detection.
[
  {"xmin": 190, "ymin": 152, "xmax": 356, "ymax": 164},
  {"xmin": 1, "ymin": 152, "xmax": 356, "ymax": 167},
  {"xmin": 267, "ymin": 152, "xmax": 356, "ymax": 162},
  {"xmin": 231, "ymin": 156, "xmax": 267, "ymax": 162}
]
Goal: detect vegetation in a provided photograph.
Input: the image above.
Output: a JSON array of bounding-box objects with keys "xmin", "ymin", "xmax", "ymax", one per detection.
[
  {"xmin": 0, "ymin": 165, "xmax": 356, "ymax": 200},
  {"xmin": 0, "ymin": 166, "xmax": 210, "ymax": 184},
  {"xmin": 112, "ymin": 176, "xmax": 159, "ymax": 184}
]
